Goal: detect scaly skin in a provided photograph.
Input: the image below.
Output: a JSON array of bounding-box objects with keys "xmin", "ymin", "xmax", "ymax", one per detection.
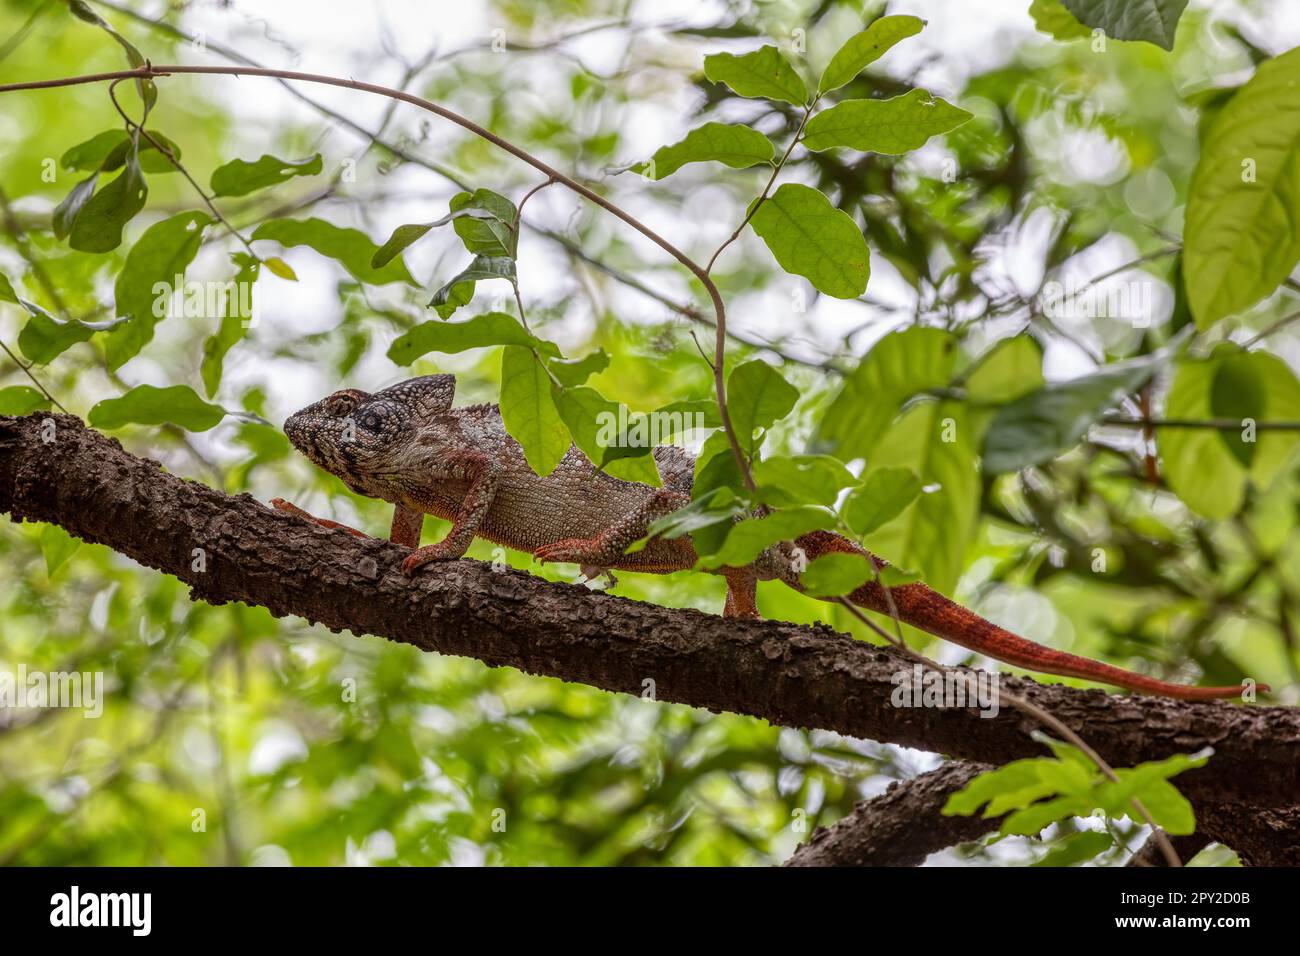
[{"xmin": 276, "ymin": 375, "xmax": 1261, "ymax": 701}]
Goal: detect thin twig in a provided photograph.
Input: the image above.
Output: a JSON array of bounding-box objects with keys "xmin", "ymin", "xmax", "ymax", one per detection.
[
  {"xmin": 0, "ymin": 340, "xmax": 69, "ymax": 413},
  {"xmin": 1103, "ymin": 416, "xmax": 1300, "ymax": 431}
]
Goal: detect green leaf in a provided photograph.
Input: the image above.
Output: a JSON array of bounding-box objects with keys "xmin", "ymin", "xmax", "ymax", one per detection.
[
  {"xmin": 430, "ymin": 257, "xmax": 516, "ymax": 312},
  {"xmin": 800, "ymin": 552, "xmax": 874, "ymax": 596},
  {"xmin": 878, "ymin": 565, "xmax": 921, "ymax": 587},
  {"xmin": 263, "ymin": 257, "xmax": 296, "ymax": 281},
  {"xmin": 431, "ymin": 276, "xmax": 475, "ymax": 319},
  {"xmin": 0, "ymin": 272, "xmax": 20, "ymax": 305},
  {"xmin": 818, "ymin": 327, "xmax": 958, "ymax": 459},
  {"xmin": 68, "ymin": 138, "xmax": 147, "ymax": 253},
  {"xmin": 371, "ymin": 206, "xmax": 513, "ymax": 269},
  {"xmin": 1125, "ymin": 779, "xmax": 1196, "ymax": 835},
  {"xmin": 1162, "ymin": 350, "xmax": 1300, "ymax": 519},
  {"xmin": 637, "ymin": 400, "xmax": 720, "ymax": 446},
  {"xmin": 61, "ymin": 129, "xmax": 182, "ymax": 173},
  {"xmin": 0, "ymin": 385, "xmax": 50, "ymax": 415},
  {"xmin": 200, "ymin": 255, "xmax": 261, "ymax": 398},
  {"xmin": 499, "ymin": 346, "xmax": 569, "ymax": 477},
  {"xmin": 210, "ymin": 153, "xmax": 323, "ymax": 197},
  {"xmin": 40, "ymin": 523, "xmax": 80, "ymax": 577},
  {"xmin": 1002, "ymin": 795, "xmax": 1094, "ymax": 837},
  {"xmin": 693, "ymin": 429, "xmax": 748, "ymax": 510},
  {"xmin": 550, "ymin": 385, "xmax": 660, "ymax": 483},
  {"xmin": 818, "ymin": 15, "xmax": 925, "ymax": 94},
  {"xmin": 18, "ymin": 311, "xmax": 124, "ymax": 365},
  {"xmin": 372, "ymin": 223, "xmax": 434, "ymax": 269},
  {"xmin": 646, "ymin": 488, "xmax": 746, "ymax": 546},
  {"xmin": 753, "ymin": 454, "xmax": 856, "ymax": 507},
  {"xmin": 388, "ymin": 311, "xmax": 559, "ymax": 365},
  {"xmin": 102, "ymin": 131, "xmax": 184, "ymax": 174},
  {"xmin": 1060, "ymin": 0, "xmax": 1187, "ymax": 49},
  {"xmin": 1031, "ymin": 830, "xmax": 1114, "ymax": 867},
  {"xmin": 1184, "ymin": 46, "xmax": 1300, "ymax": 326},
  {"xmin": 843, "ymin": 466, "xmax": 922, "ymax": 537},
  {"xmin": 648, "ymin": 487, "xmax": 744, "ymax": 539},
  {"xmin": 548, "ymin": 351, "xmax": 611, "ymax": 387},
  {"xmin": 943, "ymin": 759, "xmax": 1062, "ymax": 817},
  {"xmin": 964, "ymin": 336, "xmax": 1045, "ymax": 404},
  {"xmin": 632, "ymin": 123, "xmax": 774, "ymax": 180},
  {"xmin": 251, "ymin": 218, "xmax": 414, "ymax": 285},
  {"xmin": 699, "ymin": 506, "xmax": 835, "ymax": 570},
  {"xmin": 1029, "ymin": 0, "xmax": 1093, "ymax": 40},
  {"xmin": 61, "ymin": 129, "xmax": 130, "ymax": 171},
  {"xmin": 52, "ymin": 174, "xmax": 99, "ymax": 241},
  {"xmin": 749, "ymin": 183, "xmax": 869, "ymax": 298},
  {"xmin": 982, "ymin": 348, "xmax": 1178, "ymax": 474},
  {"xmin": 703, "ymin": 45, "xmax": 809, "ymax": 106},
  {"xmin": 727, "ymin": 359, "xmax": 799, "ymax": 458},
  {"xmin": 867, "ymin": 402, "xmax": 978, "ymax": 595},
  {"xmin": 1094, "ymin": 751, "xmax": 1209, "ymax": 834},
  {"xmin": 88, "ymin": 384, "xmax": 226, "ymax": 432},
  {"xmin": 450, "ymin": 189, "xmax": 518, "ymax": 258},
  {"xmin": 802, "ymin": 89, "xmax": 973, "ymax": 154},
  {"xmin": 105, "ymin": 211, "xmax": 213, "ymax": 371},
  {"xmin": 1212, "ymin": 354, "xmax": 1269, "ymax": 469}
]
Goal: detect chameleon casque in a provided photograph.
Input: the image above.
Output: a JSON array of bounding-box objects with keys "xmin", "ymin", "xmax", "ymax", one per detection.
[{"xmin": 274, "ymin": 374, "xmax": 1258, "ymax": 702}]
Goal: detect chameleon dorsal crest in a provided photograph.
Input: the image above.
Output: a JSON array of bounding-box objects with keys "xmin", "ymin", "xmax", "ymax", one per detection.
[{"xmin": 373, "ymin": 374, "xmax": 456, "ymax": 420}]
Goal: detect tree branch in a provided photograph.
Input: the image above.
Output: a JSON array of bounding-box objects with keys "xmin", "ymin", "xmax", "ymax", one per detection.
[
  {"xmin": 786, "ymin": 762, "xmax": 998, "ymax": 866},
  {"xmin": 792, "ymin": 762, "xmax": 1300, "ymax": 867},
  {"xmin": 2, "ymin": 413, "xmax": 1298, "ymax": 811}
]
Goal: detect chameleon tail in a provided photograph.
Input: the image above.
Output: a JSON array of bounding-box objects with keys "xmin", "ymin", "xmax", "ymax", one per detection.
[{"xmin": 794, "ymin": 531, "xmax": 1264, "ymax": 702}]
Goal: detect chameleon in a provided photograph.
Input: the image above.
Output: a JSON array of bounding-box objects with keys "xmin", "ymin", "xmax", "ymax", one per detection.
[{"xmin": 272, "ymin": 374, "xmax": 1260, "ymax": 702}]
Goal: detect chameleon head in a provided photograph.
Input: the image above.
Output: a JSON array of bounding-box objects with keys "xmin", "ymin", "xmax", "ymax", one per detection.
[{"xmin": 283, "ymin": 375, "xmax": 455, "ymax": 499}]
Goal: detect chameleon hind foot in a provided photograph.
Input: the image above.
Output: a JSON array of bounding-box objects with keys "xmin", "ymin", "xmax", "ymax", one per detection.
[{"xmin": 533, "ymin": 537, "xmax": 614, "ymax": 566}]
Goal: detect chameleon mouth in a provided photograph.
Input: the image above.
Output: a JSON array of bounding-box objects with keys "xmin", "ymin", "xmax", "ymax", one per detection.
[{"xmin": 283, "ymin": 411, "xmax": 320, "ymax": 463}]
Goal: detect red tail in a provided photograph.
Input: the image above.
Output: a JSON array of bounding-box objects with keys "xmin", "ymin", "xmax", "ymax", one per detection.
[{"xmin": 795, "ymin": 531, "xmax": 1264, "ymax": 702}]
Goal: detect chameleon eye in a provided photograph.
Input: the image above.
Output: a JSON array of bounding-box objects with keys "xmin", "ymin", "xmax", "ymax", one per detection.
[{"xmin": 324, "ymin": 393, "xmax": 359, "ymax": 416}]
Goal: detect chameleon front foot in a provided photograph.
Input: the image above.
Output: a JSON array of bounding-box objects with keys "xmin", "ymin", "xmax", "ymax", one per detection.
[{"xmin": 401, "ymin": 541, "xmax": 466, "ymax": 575}]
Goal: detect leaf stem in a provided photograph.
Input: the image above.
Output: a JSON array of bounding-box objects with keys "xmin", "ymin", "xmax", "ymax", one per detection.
[{"xmin": 0, "ymin": 339, "xmax": 69, "ymax": 413}]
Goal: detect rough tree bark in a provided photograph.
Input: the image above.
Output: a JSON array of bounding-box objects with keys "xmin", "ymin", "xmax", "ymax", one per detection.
[
  {"xmin": 790, "ymin": 761, "xmax": 1300, "ymax": 866},
  {"xmin": 786, "ymin": 762, "xmax": 998, "ymax": 866},
  {"xmin": 2, "ymin": 413, "xmax": 1298, "ymax": 863}
]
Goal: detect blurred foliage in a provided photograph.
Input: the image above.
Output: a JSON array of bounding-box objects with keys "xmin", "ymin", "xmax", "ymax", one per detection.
[{"xmin": 0, "ymin": 0, "xmax": 1296, "ymax": 866}]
